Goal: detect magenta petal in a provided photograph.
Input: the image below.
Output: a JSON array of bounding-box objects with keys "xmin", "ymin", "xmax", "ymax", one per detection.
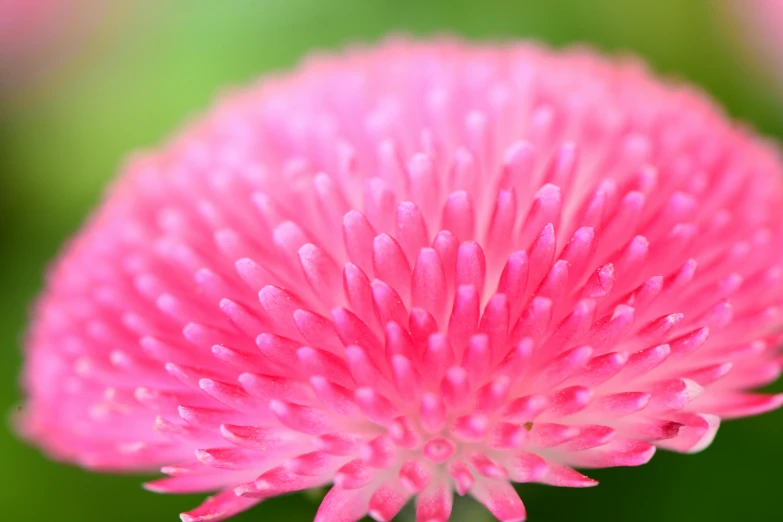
[
  {"xmin": 179, "ymin": 489, "xmax": 262, "ymax": 522},
  {"xmin": 314, "ymin": 487, "xmax": 372, "ymax": 522}
]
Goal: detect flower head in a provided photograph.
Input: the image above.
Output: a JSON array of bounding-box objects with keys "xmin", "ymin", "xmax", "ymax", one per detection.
[{"xmin": 18, "ymin": 39, "xmax": 783, "ymax": 522}]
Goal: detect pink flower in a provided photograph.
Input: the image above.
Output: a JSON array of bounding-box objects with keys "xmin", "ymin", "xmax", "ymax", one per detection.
[{"xmin": 18, "ymin": 38, "xmax": 783, "ymax": 522}]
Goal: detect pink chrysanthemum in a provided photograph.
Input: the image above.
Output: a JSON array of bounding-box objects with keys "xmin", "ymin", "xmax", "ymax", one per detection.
[{"xmin": 18, "ymin": 38, "xmax": 783, "ymax": 522}]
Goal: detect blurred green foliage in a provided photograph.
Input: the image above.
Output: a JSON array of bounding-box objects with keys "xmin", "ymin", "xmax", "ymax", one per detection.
[{"xmin": 1, "ymin": 1, "xmax": 781, "ymax": 521}]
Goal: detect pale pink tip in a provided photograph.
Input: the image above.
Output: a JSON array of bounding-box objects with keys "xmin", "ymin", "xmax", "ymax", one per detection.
[{"xmin": 17, "ymin": 37, "xmax": 783, "ymax": 522}]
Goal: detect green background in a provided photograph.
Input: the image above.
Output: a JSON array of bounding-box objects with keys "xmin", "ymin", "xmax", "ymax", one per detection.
[{"xmin": 1, "ymin": 1, "xmax": 781, "ymax": 521}]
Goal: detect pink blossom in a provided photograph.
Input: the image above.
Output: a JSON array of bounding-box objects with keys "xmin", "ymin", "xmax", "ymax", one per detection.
[{"xmin": 18, "ymin": 39, "xmax": 783, "ymax": 522}]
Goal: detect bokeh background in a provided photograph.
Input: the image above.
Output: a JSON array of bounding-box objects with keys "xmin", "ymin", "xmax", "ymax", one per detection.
[{"xmin": 1, "ymin": 1, "xmax": 782, "ymax": 521}]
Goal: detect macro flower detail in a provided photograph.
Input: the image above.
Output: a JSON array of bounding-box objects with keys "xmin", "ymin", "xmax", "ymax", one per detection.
[{"xmin": 18, "ymin": 39, "xmax": 783, "ymax": 522}]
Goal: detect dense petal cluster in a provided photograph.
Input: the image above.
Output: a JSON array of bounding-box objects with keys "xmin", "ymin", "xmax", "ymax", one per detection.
[{"xmin": 19, "ymin": 39, "xmax": 783, "ymax": 522}]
